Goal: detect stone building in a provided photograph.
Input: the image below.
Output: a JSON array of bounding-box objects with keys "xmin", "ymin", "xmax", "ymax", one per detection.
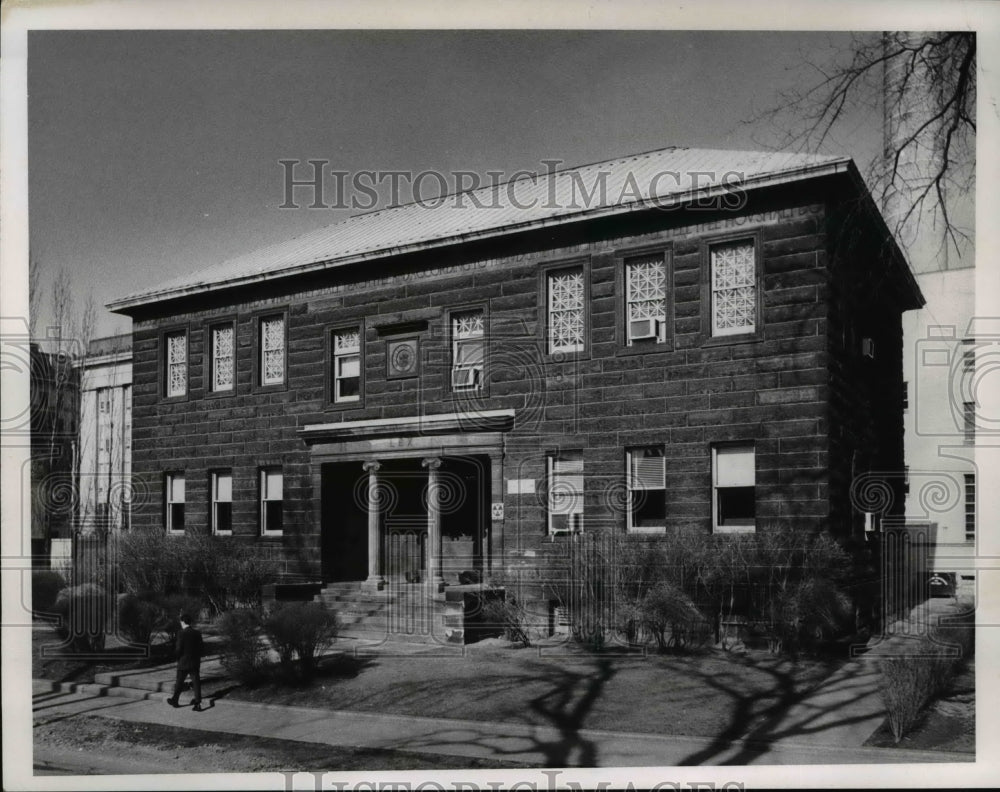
[{"xmin": 108, "ymin": 147, "xmax": 922, "ymax": 612}]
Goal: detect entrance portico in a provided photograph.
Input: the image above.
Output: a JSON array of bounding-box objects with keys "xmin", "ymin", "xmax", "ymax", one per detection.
[{"xmin": 300, "ymin": 410, "xmax": 513, "ymax": 592}]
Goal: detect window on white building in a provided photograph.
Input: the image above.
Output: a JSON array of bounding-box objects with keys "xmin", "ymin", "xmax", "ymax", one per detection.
[
  {"xmin": 627, "ymin": 446, "xmax": 666, "ymax": 531},
  {"xmin": 625, "ymin": 255, "xmax": 667, "ymax": 344},
  {"xmin": 333, "ymin": 328, "xmax": 361, "ymax": 403},
  {"xmin": 166, "ymin": 472, "xmax": 185, "ymax": 533},
  {"xmin": 547, "ymin": 267, "xmax": 585, "ymax": 353},
  {"xmin": 260, "ymin": 468, "xmax": 283, "ymax": 535},
  {"xmin": 212, "ymin": 471, "xmax": 233, "ymax": 534},
  {"xmin": 548, "ymin": 451, "xmax": 583, "ymax": 534},
  {"xmin": 712, "ymin": 445, "xmax": 755, "ymax": 532},
  {"xmin": 451, "ymin": 310, "xmax": 485, "ymax": 390},
  {"xmin": 710, "ymin": 240, "xmax": 756, "ymax": 337},
  {"xmin": 211, "ymin": 324, "xmax": 235, "ymax": 392},
  {"xmin": 964, "ymin": 473, "xmax": 975, "ymax": 542},
  {"xmin": 165, "ymin": 331, "xmax": 187, "ymax": 397}
]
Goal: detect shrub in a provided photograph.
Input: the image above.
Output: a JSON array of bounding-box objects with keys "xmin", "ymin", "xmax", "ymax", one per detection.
[
  {"xmin": 52, "ymin": 583, "xmax": 110, "ymax": 652},
  {"xmin": 262, "ymin": 602, "xmax": 339, "ymax": 681},
  {"xmin": 117, "ymin": 593, "xmax": 160, "ymax": 646},
  {"xmin": 482, "ymin": 595, "xmax": 532, "ymax": 647},
  {"xmin": 32, "ymin": 570, "xmax": 66, "ymax": 616},
  {"xmin": 767, "ymin": 577, "xmax": 853, "ymax": 654},
  {"xmin": 154, "ymin": 594, "xmax": 205, "ymax": 645},
  {"xmin": 879, "ymin": 605, "xmax": 976, "ymax": 742},
  {"xmin": 111, "ymin": 532, "xmax": 280, "ymax": 613},
  {"xmin": 641, "ymin": 581, "xmax": 710, "ymax": 652},
  {"xmin": 217, "ymin": 608, "xmax": 268, "ymax": 684}
]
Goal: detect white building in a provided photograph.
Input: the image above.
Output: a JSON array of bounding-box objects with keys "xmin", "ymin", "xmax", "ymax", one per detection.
[
  {"xmin": 902, "ymin": 267, "xmax": 976, "ymax": 597},
  {"xmin": 76, "ymin": 334, "xmax": 133, "ymax": 534}
]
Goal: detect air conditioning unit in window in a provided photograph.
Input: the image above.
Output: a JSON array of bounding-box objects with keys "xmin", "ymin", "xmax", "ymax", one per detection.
[
  {"xmin": 452, "ymin": 368, "xmax": 479, "ymax": 389},
  {"xmin": 629, "ymin": 318, "xmax": 660, "ymax": 341}
]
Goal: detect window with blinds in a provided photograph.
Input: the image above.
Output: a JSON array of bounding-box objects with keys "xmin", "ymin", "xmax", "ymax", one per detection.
[
  {"xmin": 548, "ymin": 451, "xmax": 584, "ymax": 534},
  {"xmin": 712, "ymin": 445, "xmax": 755, "ymax": 532},
  {"xmin": 212, "ymin": 471, "xmax": 233, "ymax": 534},
  {"xmin": 260, "ymin": 467, "xmax": 283, "ymax": 534},
  {"xmin": 165, "ymin": 472, "xmax": 185, "ymax": 533},
  {"xmin": 627, "ymin": 446, "xmax": 666, "ymax": 531}
]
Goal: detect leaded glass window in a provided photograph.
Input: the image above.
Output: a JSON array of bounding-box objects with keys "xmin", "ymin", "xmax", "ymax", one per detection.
[
  {"xmin": 451, "ymin": 310, "xmax": 484, "ymax": 390},
  {"xmin": 710, "ymin": 240, "xmax": 756, "ymax": 336},
  {"xmin": 261, "ymin": 315, "xmax": 285, "ymax": 385},
  {"xmin": 333, "ymin": 328, "xmax": 361, "ymax": 403},
  {"xmin": 166, "ymin": 331, "xmax": 187, "ymax": 397},
  {"xmin": 547, "ymin": 268, "xmax": 585, "ymax": 353},
  {"xmin": 211, "ymin": 324, "xmax": 234, "ymax": 392},
  {"xmin": 626, "ymin": 255, "xmax": 667, "ymax": 343}
]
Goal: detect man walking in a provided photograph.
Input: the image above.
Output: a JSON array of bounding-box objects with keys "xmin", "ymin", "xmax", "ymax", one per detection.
[{"xmin": 167, "ymin": 612, "xmax": 203, "ymax": 711}]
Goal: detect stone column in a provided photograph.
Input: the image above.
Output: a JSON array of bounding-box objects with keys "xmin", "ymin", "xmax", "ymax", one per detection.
[
  {"xmin": 422, "ymin": 457, "xmax": 446, "ymax": 592},
  {"xmin": 361, "ymin": 460, "xmax": 385, "ymax": 592}
]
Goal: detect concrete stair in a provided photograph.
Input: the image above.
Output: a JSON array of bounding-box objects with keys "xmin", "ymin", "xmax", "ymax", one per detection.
[{"xmin": 317, "ymin": 582, "xmax": 454, "ymax": 645}]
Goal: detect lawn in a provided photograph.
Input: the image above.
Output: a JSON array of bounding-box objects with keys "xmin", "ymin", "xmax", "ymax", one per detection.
[{"xmin": 224, "ymin": 639, "xmax": 842, "ymax": 744}]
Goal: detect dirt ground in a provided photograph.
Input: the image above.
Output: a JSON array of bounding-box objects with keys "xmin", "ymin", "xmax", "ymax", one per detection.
[{"xmin": 33, "ymin": 714, "xmax": 534, "ymax": 774}]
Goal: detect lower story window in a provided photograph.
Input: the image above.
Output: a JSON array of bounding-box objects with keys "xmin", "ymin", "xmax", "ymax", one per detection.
[
  {"xmin": 548, "ymin": 451, "xmax": 583, "ymax": 534},
  {"xmin": 260, "ymin": 467, "xmax": 283, "ymax": 535},
  {"xmin": 712, "ymin": 445, "xmax": 755, "ymax": 533},
  {"xmin": 627, "ymin": 446, "xmax": 666, "ymax": 531},
  {"xmin": 166, "ymin": 472, "xmax": 185, "ymax": 533},
  {"xmin": 212, "ymin": 471, "xmax": 233, "ymax": 534}
]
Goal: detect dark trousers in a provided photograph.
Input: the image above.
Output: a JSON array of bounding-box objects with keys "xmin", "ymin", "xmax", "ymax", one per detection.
[{"xmin": 171, "ymin": 666, "xmax": 201, "ymax": 703}]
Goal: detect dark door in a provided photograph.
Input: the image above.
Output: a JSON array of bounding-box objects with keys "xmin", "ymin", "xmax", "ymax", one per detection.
[{"xmin": 321, "ymin": 462, "xmax": 368, "ymax": 582}]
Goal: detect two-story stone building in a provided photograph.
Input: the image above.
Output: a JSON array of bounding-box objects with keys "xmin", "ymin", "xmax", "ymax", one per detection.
[{"xmin": 108, "ymin": 146, "xmax": 923, "ymax": 601}]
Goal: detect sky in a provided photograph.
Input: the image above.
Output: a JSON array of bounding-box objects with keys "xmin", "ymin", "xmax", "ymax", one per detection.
[{"xmin": 26, "ymin": 29, "xmax": 921, "ymax": 339}]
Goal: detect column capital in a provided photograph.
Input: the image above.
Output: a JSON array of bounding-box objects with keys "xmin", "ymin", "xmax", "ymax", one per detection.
[
  {"xmin": 362, "ymin": 460, "xmax": 381, "ymax": 473},
  {"xmin": 421, "ymin": 457, "xmax": 443, "ymax": 471}
]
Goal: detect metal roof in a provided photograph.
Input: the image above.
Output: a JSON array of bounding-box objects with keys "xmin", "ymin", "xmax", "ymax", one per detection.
[{"xmin": 108, "ymin": 146, "xmax": 852, "ymax": 312}]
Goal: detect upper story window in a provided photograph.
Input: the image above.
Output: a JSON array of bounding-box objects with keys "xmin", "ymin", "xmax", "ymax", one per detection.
[
  {"xmin": 625, "ymin": 255, "xmax": 667, "ymax": 344},
  {"xmin": 211, "ymin": 323, "xmax": 235, "ymax": 392},
  {"xmin": 260, "ymin": 315, "xmax": 286, "ymax": 386},
  {"xmin": 964, "ymin": 473, "xmax": 976, "ymax": 542},
  {"xmin": 963, "ymin": 401, "xmax": 975, "ymax": 445},
  {"xmin": 165, "ymin": 330, "xmax": 187, "ymax": 397},
  {"xmin": 547, "ymin": 267, "xmax": 585, "ymax": 354},
  {"xmin": 451, "ymin": 309, "xmax": 485, "ymax": 391},
  {"xmin": 165, "ymin": 472, "xmax": 185, "ymax": 534},
  {"xmin": 333, "ymin": 328, "xmax": 361, "ymax": 403},
  {"xmin": 712, "ymin": 444, "xmax": 755, "ymax": 533},
  {"xmin": 260, "ymin": 467, "xmax": 283, "ymax": 535},
  {"xmin": 627, "ymin": 446, "xmax": 666, "ymax": 531},
  {"xmin": 710, "ymin": 240, "xmax": 756, "ymax": 337},
  {"xmin": 547, "ymin": 450, "xmax": 583, "ymax": 535}
]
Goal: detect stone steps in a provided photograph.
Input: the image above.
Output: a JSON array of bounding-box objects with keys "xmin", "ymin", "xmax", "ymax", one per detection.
[{"xmin": 318, "ymin": 582, "xmax": 451, "ymax": 644}]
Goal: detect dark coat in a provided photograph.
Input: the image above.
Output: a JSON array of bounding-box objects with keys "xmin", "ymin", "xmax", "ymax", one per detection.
[{"xmin": 175, "ymin": 626, "xmax": 203, "ymax": 671}]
